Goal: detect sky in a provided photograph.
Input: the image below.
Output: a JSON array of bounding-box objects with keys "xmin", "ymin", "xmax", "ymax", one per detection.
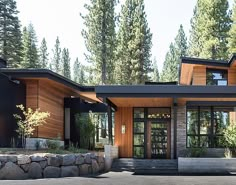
[{"xmin": 16, "ymin": 0, "xmax": 234, "ymax": 71}]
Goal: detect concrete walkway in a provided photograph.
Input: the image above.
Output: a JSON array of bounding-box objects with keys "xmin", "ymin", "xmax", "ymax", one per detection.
[{"xmin": 1, "ymin": 171, "xmax": 236, "ymax": 185}]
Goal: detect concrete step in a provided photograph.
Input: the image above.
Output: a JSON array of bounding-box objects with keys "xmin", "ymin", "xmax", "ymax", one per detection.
[{"xmin": 111, "ymin": 158, "xmax": 178, "ymax": 173}]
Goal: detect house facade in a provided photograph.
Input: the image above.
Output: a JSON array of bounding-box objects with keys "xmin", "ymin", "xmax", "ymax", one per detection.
[{"xmin": 1, "ymin": 55, "xmax": 236, "ymax": 159}]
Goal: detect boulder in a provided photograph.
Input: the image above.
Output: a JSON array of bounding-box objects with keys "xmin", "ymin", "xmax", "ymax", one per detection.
[
  {"xmin": 62, "ymin": 154, "xmax": 75, "ymax": 166},
  {"xmin": 91, "ymin": 159, "xmax": 99, "ymax": 174},
  {"xmin": 75, "ymin": 154, "xmax": 84, "ymax": 165},
  {"xmin": 28, "ymin": 162, "xmax": 42, "ymax": 179},
  {"xmin": 97, "ymin": 156, "xmax": 105, "ymax": 164},
  {"xmin": 79, "ymin": 164, "xmax": 91, "ymax": 176},
  {"xmin": 84, "ymin": 153, "xmax": 92, "ymax": 164},
  {"xmin": 39, "ymin": 160, "xmax": 48, "ymax": 169},
  {"xmin": 30, "ymin": 156, "xmax": 46, "ymax": 162},
  {"xmin": 47, "ymin": 156, "xmax": 62, "ymax": 167},
  {"xmin": 43, "ymin": 166, "xmax": 61, "ymax": 178},
  {"xmin": 99, "ymin": 162, "xmax": 105, "ymax": 172},
  {"xmin": 20, "ymin": 164, "xmax": 30, "ymax": 172},
  {"xmin": 0, "ymin": 155, "xmax": 17, "ymax": 163},
  {"xmin": 0, "ymin": 162, "xmax": 27, "ymax": 180},
  {"xmin": 61, "ymin": 166, "xmax": 78, "ymax": 177},
  {"xmin": 17, "ymin": 155, "xmax": 31, "ymax": 165}
]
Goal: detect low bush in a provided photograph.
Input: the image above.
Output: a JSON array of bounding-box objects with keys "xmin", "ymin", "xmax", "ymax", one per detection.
[{"xmin": 185, "ymin": 148, "xmax": 207, "ymax": 157}]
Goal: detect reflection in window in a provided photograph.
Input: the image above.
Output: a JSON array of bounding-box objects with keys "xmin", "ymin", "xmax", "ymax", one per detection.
[
  {"xmin": 199, "ymin": 107, "xmax": 211, "ymax": 134},
  {"xmin": 134, "ymin": 108, "xmax": 145, "ymax": 118},
  {"xmin": 187, "ymin": 106, "xmax": 236, "ymax": 148},
  {"xmin": 134, "ymin": 122, "xmax": 144, "ymax": 133},
  {"xmin": 206, "ymin": 69, "xmax": 227, "ymax": 86},
  {"xmin": 133, "ymin": 147, "xmax": 144, "ymax": 158}
]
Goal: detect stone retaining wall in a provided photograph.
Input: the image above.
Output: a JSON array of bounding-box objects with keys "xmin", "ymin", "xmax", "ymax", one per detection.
[
  {"xmin": 178, "ymin": 157, "xmax": 236, "ymax": 173},
  {"xmin": 0, "ymin": 153, "xmax": 105, "ymax": 180}
]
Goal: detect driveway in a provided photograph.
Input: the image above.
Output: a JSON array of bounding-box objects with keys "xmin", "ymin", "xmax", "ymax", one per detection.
[{"xmin": 1, "ymin": 171, "xmax": 236, "ymax": 185}]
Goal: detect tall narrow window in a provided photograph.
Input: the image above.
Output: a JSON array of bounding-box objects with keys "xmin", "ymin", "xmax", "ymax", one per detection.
[{"xmin": 206, "ymin": 69, "xmax": 227, "ymax": 86}]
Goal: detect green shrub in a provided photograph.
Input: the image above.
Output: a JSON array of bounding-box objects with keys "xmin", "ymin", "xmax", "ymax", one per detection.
[
  {"xmin": 223, "ymin": 124, "xmax": 236, "ymax": 154},
  {"xmin": 185, "ymin": 148, "xmax": 207, "ymax": 157},
  {"xmin": 46, "ymin": 140, "xmax": 61, "ymax": 150}
]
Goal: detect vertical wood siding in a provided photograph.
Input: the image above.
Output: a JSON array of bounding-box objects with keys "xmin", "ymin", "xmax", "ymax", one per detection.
[
  {"xmin": 115, "ymin": 107, "xmax": 133, "ymax": 158},
  {"xmin": 24, "ymin": 79, "xmax": 76, "ymax": 140}
]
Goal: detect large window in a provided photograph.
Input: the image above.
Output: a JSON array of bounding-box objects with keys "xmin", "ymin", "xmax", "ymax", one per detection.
[
  {"xmin": 187, "ymin": 106, "xmax": 235, "ymax": 148},
  {"xmin": 206, "ymin": 69, "xmax": 227, "ymax": 86}
]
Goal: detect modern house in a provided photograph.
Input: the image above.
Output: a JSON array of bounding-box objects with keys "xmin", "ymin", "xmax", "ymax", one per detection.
[{"xmin": 1, "ymin": 55, "xmax": 236, "ymax": 159}]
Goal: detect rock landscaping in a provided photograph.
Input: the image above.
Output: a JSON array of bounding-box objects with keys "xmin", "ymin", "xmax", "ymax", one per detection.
[{"xmin": 0, "ymin": 153, "xmax": 105, "ymax": 180}]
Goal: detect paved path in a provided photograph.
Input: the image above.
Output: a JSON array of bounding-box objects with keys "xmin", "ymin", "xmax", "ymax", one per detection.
[{"xmin": 1, "ymin": 172, "xmax": 236, "ymax": 185}]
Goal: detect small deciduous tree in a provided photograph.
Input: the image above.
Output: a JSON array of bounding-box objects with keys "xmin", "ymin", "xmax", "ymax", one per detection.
[
  {"xmin": 14, "ymin": 104, "xmax": 50, "ymax": 148},
  {"xmin": 223, "ymin": 123, "xmax": 236, "ymax": 154}
]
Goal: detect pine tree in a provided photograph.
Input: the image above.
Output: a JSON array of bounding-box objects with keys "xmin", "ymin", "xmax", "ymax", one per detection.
[
  {"xmin": 21, "ymin": 23, "xmax": 39, "ymax": 68},
  {"xmin": 188, "ymin": 0, "xmax": 231, "ymax": 60},
  {"xmin": 61, "ymin": 48, "xmax": 71, "ymax": 79},
  {"xmin": 175, "ymin": 24, "xmax": 187, "ymax": 57},
  {"xmin": 152, "ymin": 57, "xmax": 159, "ymax": 82},
  {"xmin": 73, "ymin": 57, "xmax": 86, "ymax": 84},
  {"xmin": 116, "ymin": 0, "xmax": 152, "ymax": 84},
  {"xmin": 161, "ymin": 43, "xmax": 179, "ymax": 82},
  {"xmin": 39, "ymin": 38, "xmax": 49, "ymax": 68},
  {"xmin": 161, "ymin": 25, "xmax": 187, "ymax": 82},
  {"xmin": 51, "ymin": 37, "xmax": 62, "ymax": 74},
  {"xmin": 0, "ymin": 0, "xmax": 22, "ymax": 68},
  {"xmin": 228, "ymin": 0, "xmax": 236, "ymax": 54},
  {"xmin": 81, "ymin": 0, "xmax": 117, "ymax": 84}
]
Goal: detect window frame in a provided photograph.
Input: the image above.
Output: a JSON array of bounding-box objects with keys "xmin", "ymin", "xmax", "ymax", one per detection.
[
  {"xmin": 206, "ymin": 68, "xmax": 228, "ymax": 86},
  {"xmin": 132, "ymin": 107, "xmax": 171, "ymax": 158},
  {"xmin": 186, "ymin": 106, "xmax": 232, "ymax": 148}
]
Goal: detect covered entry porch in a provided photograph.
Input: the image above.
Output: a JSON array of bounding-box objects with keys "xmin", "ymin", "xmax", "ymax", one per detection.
[{"xmin": 112, "ymin": 98, "xmax": 175, "ymax": 159}]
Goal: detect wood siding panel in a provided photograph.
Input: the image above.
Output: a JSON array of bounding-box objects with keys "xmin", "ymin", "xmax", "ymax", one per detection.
[
  {"xmin": 38, "ymin": 80, "xmax": 73, "ymax": 140},
  {"xmin": 228, "ymin": 68, "xmax": 236, "ymax": 85},
  {"xmin": 24, "ymin": 79, "xmax": 77, "ymax": 140},
  {"xmin": 115, "ymin": 107, "xmax": 133, "ymax": 158},
  {"xmin": 110, "ymin": 98, "xmax": 173, "ymax": 107},
  {"xmin": 25, "ymin": 80, "xmax": 39, "ymax": 137},
  {"xmin": 192, "ymin": 66, "xmax": 206, "ymax": 85}
]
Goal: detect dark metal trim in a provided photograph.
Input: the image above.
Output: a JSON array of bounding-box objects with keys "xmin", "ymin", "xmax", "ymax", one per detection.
[
  {"xmin": 0, "ymin": 69, "xmax": 94, "ymax": 92},
  {"xmin": 186, "ymin": 101, "xmax": 236, "ymax": 106},
  {"xmin": 96, "ymin": 86, "xmax": 236, "ymax": 98},
  {"xmin": 173, "ymin": 99, "xmax": 177, "ymax": 159}
]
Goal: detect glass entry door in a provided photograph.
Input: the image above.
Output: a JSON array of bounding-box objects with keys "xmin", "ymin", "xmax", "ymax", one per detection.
[
  {"xmin": 147, "ymin": 122, "xmax": 169, "ymax": 159},
  {"xmin": 133, "ymin": 108, "xmax": 171, "ymax": 159}
]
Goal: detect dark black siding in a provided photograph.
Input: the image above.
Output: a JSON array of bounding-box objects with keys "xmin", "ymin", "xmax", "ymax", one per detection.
[{"xmin": 0, "ymin": 74, "xmax": 26, "ymax": 147}]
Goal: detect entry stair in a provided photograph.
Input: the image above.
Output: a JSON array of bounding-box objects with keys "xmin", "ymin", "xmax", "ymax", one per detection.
[{"xmin": 111, "ymin": 158, "xmax": 178, "ymax": 174}]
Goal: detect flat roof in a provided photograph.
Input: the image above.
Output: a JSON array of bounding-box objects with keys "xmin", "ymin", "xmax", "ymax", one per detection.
[
  {"xmin": 0, "ymin": 68, "xmax": 94, "ymax": 92},
  {"xmin": 95, "ymin": 85, "xmax": 236, "ymax": 98}
]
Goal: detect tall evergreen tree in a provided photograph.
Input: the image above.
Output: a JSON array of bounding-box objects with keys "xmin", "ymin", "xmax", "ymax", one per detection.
[
  {"xmin": 81, "ymin": 0, "xmax": 117, "ymax": 84},
  {"xmin": 188, "ymin": 0, "xmax": 231, "ymax": 60},
  {"xmin": 0, "ymin": 0, "xmax": 22, "ymax": 68},
  {"xmin": 116, "ymin": 0, "xmax": 152, "ymax": 84},
  {"xmin": 73, "ymin": 57, "xmax": 86, "ymax": 84},
  {"xmin": 228, "ymin": 0, "xmax": 236, "ymax": 54},
  {"xmin": 152, "ymin": 57, "xmax": 159, "ymax": 82},
  {"xmin": 51, "ymin": 37, "xmax": 62, "ymax": 74},
  {"xmin": 161, "ymin": 25, "xmax": 187, "ymax": 82},
  {"xmin": 62, "ymin": 48, "xmax": 71, "ymax": 79},
  {"xmin": 21, "ymin": 23, "xmax": 39, "ymax": 68},
  {"xmin": 161, "ymin": 43, "xmax": 178, "ymax": 82},
  {"xmin": 175, "ymin": 24, "xmax": 187, "ymax": 57},
  {"xmin": 39, "ymin": 38, "xmax": 49, "ymax": 68}
]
